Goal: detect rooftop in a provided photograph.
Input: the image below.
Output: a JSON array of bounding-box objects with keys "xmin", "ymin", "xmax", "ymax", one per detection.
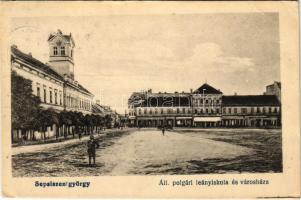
[
  {"xmin": 222, "ymin": 95, "xmax": 280, "ymax": 106},
  {"xmin": 11, "ymin": 45, "xmax": 92, "ymax": 95},
  {"xmin": 193, "ymin": 83, "xmax": 223, "ymax": 94}
]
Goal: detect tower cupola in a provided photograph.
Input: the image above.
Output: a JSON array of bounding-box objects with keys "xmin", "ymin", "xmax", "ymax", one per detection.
[{"xmin": 48, "ymin": 29, "xmax": 75, "ymax": 79}]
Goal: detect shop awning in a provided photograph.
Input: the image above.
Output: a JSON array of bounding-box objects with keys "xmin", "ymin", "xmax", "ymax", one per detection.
[
  {"xmin": 176, "ymin": 117, "xmax": 192, "ymax": 119},
  {"xmin": 194, "ymin": 117, "xmax": 221, "ymax": 122}
]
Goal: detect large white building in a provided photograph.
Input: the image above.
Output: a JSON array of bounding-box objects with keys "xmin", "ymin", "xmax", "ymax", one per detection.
[
  {"xmin": 11, "ymin": 29, "xmax": 94, "ymax": 115},
  {"xmin": 128, "ymin": 83, "xmax": 281, "ymax": 128}
]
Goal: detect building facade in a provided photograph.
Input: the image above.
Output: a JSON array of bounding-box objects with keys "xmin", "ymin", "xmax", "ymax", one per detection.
[
  {"xmin": 11, "ymin": 30, "xmax": 94, "ymax": 115},
  {"xmin": 92, "ymin": 100, "xmax": 121, "ymax": 128},
  {"xmin": 128, "ymin": 83, "xmax": 281, "ymax": 128}
]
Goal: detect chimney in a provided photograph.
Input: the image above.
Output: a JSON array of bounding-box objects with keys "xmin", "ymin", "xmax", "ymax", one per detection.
[
  {"xmin": 28, "ymin": 52, "xmax": 32, "ymax": 57},
  {"xmin": 96, "ymin": 100, "xmax": 100, "ymax": 105},
  {"xmin": 234, "ymin": 92, "xmax": 237, "ymax": 96},
  {"xmin": 190, "ymin": 88, "xmax": 193, "ymax": 93},
  {"xmin": 12, "ymin": 45, "xmax": 18, "ymax": 49}
]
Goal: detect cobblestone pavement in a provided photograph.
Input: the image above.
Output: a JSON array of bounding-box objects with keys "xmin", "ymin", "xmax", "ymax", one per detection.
[{"xmin": 12, "ymin": 128, "xmax": 282, "ymax": 176}]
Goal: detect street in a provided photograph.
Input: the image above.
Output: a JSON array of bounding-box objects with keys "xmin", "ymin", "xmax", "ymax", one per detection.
[{"xmin": 12, "ymin": 128, "xmax": 282, "ymax": 176}]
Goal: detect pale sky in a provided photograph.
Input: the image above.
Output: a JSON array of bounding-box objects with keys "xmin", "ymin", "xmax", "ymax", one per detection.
[{"xmin": 11, "ymin": 14, "xmax": 280, "ymax": 113}]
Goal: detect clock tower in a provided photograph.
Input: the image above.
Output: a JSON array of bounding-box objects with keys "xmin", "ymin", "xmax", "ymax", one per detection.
[{"xmin": 48, "ymin": 29, "xmax": 75, "ymax": 80}]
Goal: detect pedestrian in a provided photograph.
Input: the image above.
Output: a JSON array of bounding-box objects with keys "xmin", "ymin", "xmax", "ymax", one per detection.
[
  {"xmin": 87, "ymin": 135, "xmax": 100, "ymax": 167},
  {"xmin": 22, "ymin": 134, "xmax": 27, "ymax": 145},
  {"xmin": 162, "ymin": 127, "xmax": 165, "ymax": 136}
]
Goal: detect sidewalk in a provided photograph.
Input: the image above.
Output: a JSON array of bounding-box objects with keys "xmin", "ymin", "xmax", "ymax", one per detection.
[{"xmin": 11, "ymin": 128, "xmax": 133, "ymax": 156}]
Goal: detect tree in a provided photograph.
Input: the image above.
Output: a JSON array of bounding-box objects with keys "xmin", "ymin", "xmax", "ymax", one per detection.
[
  {"xmin": 11, "ymin": 70, "xmax": 41, "ymax": 142},
  {"xmin": 70, "ymin": 111, "xmax": 84, "ymax": 138},
  {"xmin": 59, "ymin": 111, "xmax": 72, "ymax": 138},
  {"xmin": 37, "ymin": 108, "xmax": 59, "ymax": 140},
  {"xmin": 104, "ymin": 114, "xmax": 113, "ymax": 128}
]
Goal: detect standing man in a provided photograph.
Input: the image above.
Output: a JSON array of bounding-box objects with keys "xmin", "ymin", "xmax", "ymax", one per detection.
[
  {"xmin": 87, "ymin": 135, "xmax": 100, "ymax": 166},
  {"xmin": 162, "ymin": 127, "xmax": 165, "ymax": 136}
]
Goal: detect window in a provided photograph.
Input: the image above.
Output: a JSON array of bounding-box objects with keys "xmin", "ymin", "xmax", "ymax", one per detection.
[
  {"xmin": 274, "ymin": 107, "xmax": 277, "ymax": 113},
  {"xmin": 205, "ymin": 99, "xmax": 208, "ymax": 104},
  {"xmin": 138, "ymin": 109, "xmax": 142, "ymax": 115},
  {"xmin": 54, "ymin": 91, "xmax": 57, "ymax": 104},
  {"xmin": 234, "ymin": 108, "xmax": 237, "ymax": 114},
  {"xmin": 242, "ymin": 108, "xmax": 247, "ymax": 114},
  {"xmin": 49, "ymin": 90, "xmax": 52, "ymax": 103},
  {"xmin": 206, "ymin": 108, "xmax": 208, "ymax": 114},
  {"xmin": 161, "ymin": 108, "xmax": 164, "ymax": 114},
  {"xmin": 195, "ymin": 109, "xmax": 197, "ymax": 114},
  {"xmin": 60, "ymin": 46, "xmax": 65, "ymax": 55},
  {"xmin": 59, "ymin": 92, "xmax": 62, "ymax": 105},
  {"xmin": 37, "ymin": 86, "xmax": 40, "ymax": 98},
  {"xmin": 263, "ymin": 107, "xmax": 266, "ymax": 113},
  {"xmin": 223, "ymin": 108, "xmax": 226, "ymax": 114},
  {"xmin": 43, "ymin": 88, "xmax": 47, "ymax": 103},
  {"xmin": 144, "ymin": 109, "xmax": 147, "ymax": 114},
  {"xmin": 269, "ymin": 107, "xmax": 272, "ymax": 113},
  {"xmin": 53, "ymin": 47, "xmax": 58, "ymax": 55},
  {"xmin": 257, "ymin": 107, "xmax": 260, "ymax": 113},
  {"xmin": 149, "ymin": 109, "xmax": 152, "ymax": 115},
  {"xmin": 155, "ymin": 109, "xmax": 158, "ymax": 114},
  {"xmin": 200, "ymin": 99, "xmax": 203, "ymax": 104},
  {"xmin": 182, "ymin": 108, "xmax": 185, "ymax": 114},
  {"xmin": 228, "ymin": 108, "xmax": 231, "ymax": 114},
  {"xmin": 251, "ymin": 107, "xmax": 254, "ymax": 113},
  {"xmin": 216, "ymin": 100, "xmax": 220, "ymax": 104},
  {"xmin": 177, "ymin": 108, "xmax": 180, "ymax": 114},
  {"xmin": 216, "ymin": 108, "xmax": 220, "ymax": 114}
]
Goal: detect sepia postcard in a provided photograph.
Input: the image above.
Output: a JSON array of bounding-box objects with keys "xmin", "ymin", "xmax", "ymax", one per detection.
[{"xmin": 0, "ymin": 1, "xmax": 300, "ymax": 198}]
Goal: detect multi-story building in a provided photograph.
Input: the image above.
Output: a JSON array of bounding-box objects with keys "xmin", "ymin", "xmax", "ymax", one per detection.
[
  {"xmin": 191, "ymin": 83, "xmax": 223, "ymax": 127},
  {"xmin": 92, "ymin": 100, "xmax": 120, "ymax": 128},
  {"xmin": 128, "ymin": 89, "xmax": 192, "ymax": 127},
  {"xmin": 128, "ymin": 83, "xmax": 281, "ymax": 128},
  {"xmin": 221, "ymin": 95, "xmax": 281, "ymax": 127},
  {"xmin": 11, "ymin": 29, "xmax": 94, "ymax": 115}
]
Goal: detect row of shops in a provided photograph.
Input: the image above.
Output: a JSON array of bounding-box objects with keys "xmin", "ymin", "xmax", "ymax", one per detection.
[{"xmin": 130, "ymin": 115, "xmax": 281, "ymax": 128}]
